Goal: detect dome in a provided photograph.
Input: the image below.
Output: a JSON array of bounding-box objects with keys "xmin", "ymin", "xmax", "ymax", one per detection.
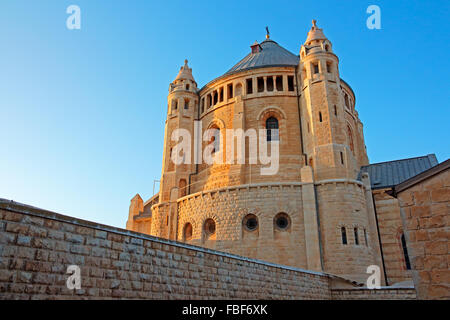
[{"xmin": 224, "ymin": 39, "xmax": 299, "ymax": 76}]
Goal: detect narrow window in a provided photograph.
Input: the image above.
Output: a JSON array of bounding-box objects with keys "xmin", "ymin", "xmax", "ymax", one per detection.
[
  {"xmin": 246, "ymin": 79, "xmax": 253, "ymax": 94},
  {"xmin": 266, "ymin": 77, "xmax": 274, "ymax": 92},
  {"xmin": 401, "ymin": 234, "xmax": 411, "ymax": 270},
  {"xmin": 325, "ymin": 44, "xmax": 330, "ymax": 52},
  {"xmin": 344, "ymin": 93, "xmax": 349, "ymax": 107},
  {"xmin": 227, "ymin": 83, "xmax": 233, "ymax": 99},
  {"xmin": 341, "ymin": 227, "xmax": 347, "ymax": 245},
  {"xmin": 257, "ymin": 77, "xmax": 264, "ymax": 92},
  {"xmin": 334, "ymin": 105, "xmax": 337, "ymax": 116},
  {"xmin": 340, "ymin": 152, "xmax": 344, "ymax": 165},
  {"xmin": 364, "ymin": 228, "xmax": 368, "ymax": 246},
  {"xmin": 173, "ymin": 99, "xmax": 178, "ymax": 110},
  {"xmin": 354, "ymin": 228, "xmax": 359, "ymax": 245},
  {"xmin": 201, "ymin": 98, "xmax": 205, "ymax": 113},
  {"xmin": 319, "ymin": 111, "xmax": 323, "ymax": 122},
  {"xmin": 213, "ymin": 91, "xmax": 218, "ymax": 105},
  {"xmin": 219, "ymin": 87, "xmax": 224, "ymax": 102},
  {"xmin": 185, "ymin": 84, "xmax": 190, "ymax": 90},
  {"xmin": 266, "ymin": 117, "xmax": 279, "ymax": 142},
  {"xmin": 184, "ymin": 98, "xmax": 189, "ymax": 110},
  {"xmin": 207, "ymin": 94, "xmax": 212, "ymax": 108},
  {"xmin": 287, "ymin": 76, "xmax": 294, "ymax": 91},
  {"xmin": 347, "ymin": 125, "xmax": 354, "ymax": 154},
  {"xmin": 326, "ymin": 61, "xmax": 332, "ymax": 73},
  {"xmin": 179, "ymin": 179, "xmax": 187, "ymax": 197},
  {"xmin": 210, "ymin": 127, "xmax": 220, "ymax": 154},
  {"xmin": 276, "ymin": 76, "xmax": 283, "ymax": 91},
  {"xmin": 183, "ymin": 223, "xmax": 192, "ymax": 241},
  {"xmin": 313, "ymin": 62, "xmax": 319, "ymax": 74},
  {"xmin": 307, "ymin": 122, "xmax": 310, "ymax": 133}
]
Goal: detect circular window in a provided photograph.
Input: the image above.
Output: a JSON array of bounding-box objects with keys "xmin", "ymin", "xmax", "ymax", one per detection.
[
  {"xmin": 243, "ymin": 214, "xmax": 258, "ymax": 231},
  {"xmin": 274, "ymin": 213, "xmax": 290, "ymax": 230},
  {"xmin": 204, "ymin": 218, "xmax": 216, "ymax": 235}
]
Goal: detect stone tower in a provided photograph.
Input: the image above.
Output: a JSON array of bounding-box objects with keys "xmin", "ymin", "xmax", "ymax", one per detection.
[
  {"xmin": 127, "ymin": 21, "xmax": 386, "ymax": 284},
  {"xmin": 299, "ymin": 21, "xmax": 383, "ymax": 281},
  {"xmin": 153, "ymin": 60, "xmax": 198, "ymax": 240}
]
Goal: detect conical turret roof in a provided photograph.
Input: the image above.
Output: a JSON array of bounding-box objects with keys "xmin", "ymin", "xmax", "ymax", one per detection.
[
  {"xmin": 174, "ymin": 59, "xmax": 195, "ymax": 82},
  {"xmin": 305, "ymin": 20, "xmax": 328, "ymax": 44}
]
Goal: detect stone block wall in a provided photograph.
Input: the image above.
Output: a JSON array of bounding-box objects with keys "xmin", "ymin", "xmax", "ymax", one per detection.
[
  {"xmin": 373, "ymin": 189, "xmax": 413, "ymax": 285},
  {"xmin": 0, "ymin": 200, "xmax": 331, "ymax": 300},
  {"xmin": 396, "ymin": 166, "xmax": 449, "ymax": 300}
]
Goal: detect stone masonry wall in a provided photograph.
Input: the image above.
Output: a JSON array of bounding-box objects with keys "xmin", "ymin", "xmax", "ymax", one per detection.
[
  {"xmin": 396, "ymin": 168, "xmax": 449, "ymax": 300},
  {"xmin": 0, "ymin": 200, "xmax": 331, "ymax": 300}
]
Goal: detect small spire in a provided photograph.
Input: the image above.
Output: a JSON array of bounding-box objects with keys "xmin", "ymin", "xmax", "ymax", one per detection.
[
  {"xmin": 312, "ymin": 19, "xmax": 317, "ymax": 29},
  {"xmin": 265, "ymin": 26, "xmax": 270, "ymax": 39},
  {"xmin": 184, "ymin": 59, "xmax": 188, "ymax": 66}
]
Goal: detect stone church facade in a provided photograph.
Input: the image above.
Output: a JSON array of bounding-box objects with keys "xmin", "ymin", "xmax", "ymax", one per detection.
[{"xmin": 126, "ymin": 21, "xmax": 441, "ymax": 285}]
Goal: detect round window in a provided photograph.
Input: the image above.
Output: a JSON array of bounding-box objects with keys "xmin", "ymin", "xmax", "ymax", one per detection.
[
  {"xmin": 274, "ymin": 213, "xmax": 290, "ymax": 230},
  {"xmin": 204, "ymin": 218, "xmax": 216, "ymax": 235},
  {"xmin": 243, "ymin": 214, "xmax": 258, "ymax": 231}
]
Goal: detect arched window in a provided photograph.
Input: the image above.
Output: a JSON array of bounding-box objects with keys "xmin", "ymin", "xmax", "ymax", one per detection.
[
  {"xmin": 204, "ymin": 219, "xmax": 216, "ymax": 237},
  {"xmin": 209, "ymin": 127, "xmax": 220, "ymax": 153},
  {"xmin": 341, "ymin": 227, "xmax": 347, "ymax": 245},
  {"xmin": 401, "ymin": 233, "xmax": 411, "ymax": 270},
  {"xmin": 185, "ymin": 84, "xmax": 190, "ymax": 90},
  {"xmin": 183, "ymin": 223, "xmax": 192, "ymax": 241},
  {"xmin": 184, "ymin": 98, "xmax": 189, "ymax": 110},
  {"xmin": 266, "ymin": 117, "xmax": 279, "ymax": 142},
  {"xmin": 354, "ymin": 227, "xmax": 359, "ymax": 245}
]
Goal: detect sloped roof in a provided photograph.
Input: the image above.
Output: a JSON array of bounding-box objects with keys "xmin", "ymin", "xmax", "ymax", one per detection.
[
  {"xmin": 358, "ymin": 154, "xmax": 439, "ymax": 189},
  {"xmin": 224, "ymin": 39, "xmax": 299, "ymax": 76}
]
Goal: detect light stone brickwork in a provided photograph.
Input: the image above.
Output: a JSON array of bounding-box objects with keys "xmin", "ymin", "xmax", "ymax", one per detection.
[
  {"xmin": 373, "ymin": 189, "xmax": 413, "ymax": 285},
  {"xmin": 0, "ymin": 200, "xmax": 418, "ymax": 300},
  {"xmin": 395, "ymin": 164, "xmax": 449, "ymax": 299}
]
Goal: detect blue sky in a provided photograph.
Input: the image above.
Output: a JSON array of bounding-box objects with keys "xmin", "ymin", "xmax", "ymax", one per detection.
[{"xmin": 0, "ymin": 0, "xmax": 449, "ymax": 228}]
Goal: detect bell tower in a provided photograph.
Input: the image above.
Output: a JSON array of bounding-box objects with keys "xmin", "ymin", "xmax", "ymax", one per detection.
[
  {"xmin": 299, "ymin": 20, "xmax": 358, "ymax": 181},
  {"xmin": 155, "ymin": 59, "xmax": 198, "ymax": 239}
]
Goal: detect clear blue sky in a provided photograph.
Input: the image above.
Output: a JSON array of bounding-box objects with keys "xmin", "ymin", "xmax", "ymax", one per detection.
[{"xmin": 0, "ymin": 0, "xmax": 449, "ymax": 228}]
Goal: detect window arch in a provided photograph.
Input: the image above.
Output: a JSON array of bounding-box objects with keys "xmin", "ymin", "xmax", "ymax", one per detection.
[
  {"xmin": 341, "ymin": 227, "xmax": 347, "ymax": 245},
  {"xmin": 203, "ymin": 218, "xmax": 216, "ymax": 237},
  {"xmin": 266, "ymin": 117, "xmax": 279, "ymax": 142},
  {"xmin": 354, "ymin": 227, "xmax": 359, "ymax": 245},
  {"xmin": 183, "ymin": 223, "xmax": 192, "ymax": 241}
]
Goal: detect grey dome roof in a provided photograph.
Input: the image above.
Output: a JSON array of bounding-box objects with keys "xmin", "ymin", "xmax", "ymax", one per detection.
[{"xmin": 224, "ymin": 39, "xmax": 299, "ymax": 75}]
